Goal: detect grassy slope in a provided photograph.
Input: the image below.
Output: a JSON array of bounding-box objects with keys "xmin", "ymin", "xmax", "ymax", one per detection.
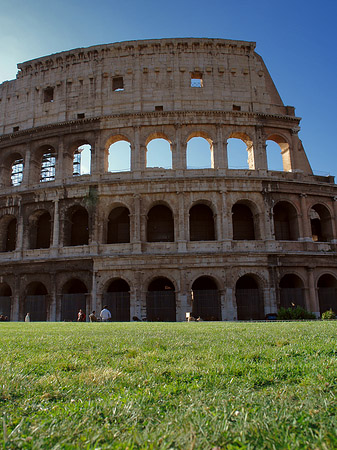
[{"xmin": 0, "ymin": 322, "xmax": 337, "ymax": 449}]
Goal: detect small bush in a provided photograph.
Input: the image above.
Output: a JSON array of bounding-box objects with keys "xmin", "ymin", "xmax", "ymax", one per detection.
[
  {"xmin": 277, "ymin": 305, "xmax": 316, "ymax": 320},
  {"xmin": 321, "ymin": 309, "xmax": 336, "ymax": 320}
]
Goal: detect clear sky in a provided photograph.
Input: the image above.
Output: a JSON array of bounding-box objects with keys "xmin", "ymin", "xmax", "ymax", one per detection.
[{"xmin": 1, "ymin": 0, "xmax": 336, "ymax": 177}]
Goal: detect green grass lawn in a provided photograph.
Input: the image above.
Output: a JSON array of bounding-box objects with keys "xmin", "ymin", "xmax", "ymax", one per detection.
[{"xmin": 1, "ymin": 321, "xmax": 337, "ymax": 449}]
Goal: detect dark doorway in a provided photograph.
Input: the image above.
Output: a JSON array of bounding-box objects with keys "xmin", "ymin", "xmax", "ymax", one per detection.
[
  {"xmin": 189, "ymin": 204, "xmax": 215, "ymax": 241},
  {"xmin": 279, "ymin": 274, "xmax": 305, "ymax": 309},
  {"xmin": 24, "ymin": 282, "xmax": 48, "ymax": 321},
  {"xmin": 104, "ymin": 279, "xmax": 130, "ymax": 321},
  {"xmin": 65, "ymin": 207, "xmax": 89, "ymax": 246},
  {"xmin": 236, "ymin": 275, "xmax": 264, "ymax": 320},
  {"xmin": 146, "ymin": 278, "xmax": 176, "ymax": 321},
  {"xmin": 232, "ymin": 204, "xmax": 255, "ymax": 240},
  {"xmin": 318, "ymin": 274, "xmax": 337, "ymax": 315},
  {"xmin": 0, "ymin": 283, "xmax": 12, "ymax": 319},
  {"xmin": 6, "ymin": 218, "xmax": 17, "ymax": 251},
  {"xmin": 61, "ymin": 279, "xmax": 87, "ymax": 321},
  {"xmin": 273, "ymin": 202, "xmax": 299, "ymax": 240},
  {"xmin": 107, "ymin": 207, "xmax": 130, "ymax": 243},
  {"xmin": 191, "ymin": 276, "xmax": 221, "ymax": 320},
  {"xmin": 147, "ymin": 205, "xmax": 174, "ymax": 242}
]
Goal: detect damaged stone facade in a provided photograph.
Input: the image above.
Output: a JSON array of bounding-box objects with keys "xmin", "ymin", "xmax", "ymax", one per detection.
[{"xmin": 0, "ymin": 38, "xmax": 336, "ymax": 321}]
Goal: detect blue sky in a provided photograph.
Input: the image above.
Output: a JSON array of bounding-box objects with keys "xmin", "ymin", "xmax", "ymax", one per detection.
[{"xmin": 1, "ymin": 0, "xmax": 336, "ymax": 176}]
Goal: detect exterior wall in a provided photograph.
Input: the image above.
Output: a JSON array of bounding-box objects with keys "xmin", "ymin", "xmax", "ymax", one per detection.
[{"xmin": 0, "ymin": 38, "xmax": 336, "ymax": 321}]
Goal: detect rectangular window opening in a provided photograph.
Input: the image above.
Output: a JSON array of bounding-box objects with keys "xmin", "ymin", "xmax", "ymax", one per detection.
[
  {"xmin": 77, "ymin": 113, "xmax": 85, "ymax": 119},
  {"xmin": 43, "ymin": 87, "xmax": 54, "ymax": 103},
  {"xmin": 233, "ymin": 105, "xmax": 241, "ymax": 111},
  {"xmin": 191, "ymin": 72, "xmax": 203, "ymax": 88},
  {"xmin": 155, "ymin": 105, "xmax": 163, "ymax": 111},
  {"xmin": 112, "ymin": 77, "xmax": 124, "ymax": 91},
  {"xmin": 13, "ymin": 126, "xmax": 19, "ymax": 132}
]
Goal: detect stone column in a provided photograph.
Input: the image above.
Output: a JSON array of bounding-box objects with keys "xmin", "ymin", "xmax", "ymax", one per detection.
[
  {"xmin": 49, "ymin": 276, "xmax": 57, "ymax": 321},
  {"xmin": 92, "ymin": 131, "xmax": 104, "ymax": 175},
  {"xmin": 132, "ymin": 194, "xmax": 142, "ymax": 253},
  {"xmin": 214, "ymin": 125, "xmax": 226, "ymax": 169},
  {"xmin": 91, "ymin": 271, "xmax": 97, "ymax": 315},
  {"xmin": 254, "ymin": 126, "xmax": 268, "ymax": 171},
  {"xmin": 11, "ymin": 276, "xmax": 20, "ymax": 321},
  {"xmin": 22, "ymin": 144, "xmax": 31, "ymax": 187},
  {"xmin": 52, "ymin": 196, "xmax": 59, "ymax": 248},
  {"xmin": 177, "ymin": 192, "xmax": 186, "ymax": 252},
  {"xmin": 131, "ymin": 126, "xmax": 140, "ymax": 173},
  {"xmin": 306, "ymin": 268, "xmax": 319, "ymax": 315},
  {"xmin": 332, "ymin": 196, "xmax": 337, "ymax": 243},
  {"xmin": 299, "ymin": 194, "xmax": 311, "ymax": 241}
]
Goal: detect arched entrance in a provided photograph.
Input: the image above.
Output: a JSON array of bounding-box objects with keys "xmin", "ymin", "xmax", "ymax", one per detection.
[
  {"xmin": 279, "ymin": 274, "xmax": 305, "ymax": 309},
  {"xmin": 318, "ymin": 274, "xmax": 337, "ymax": 315},
  {"xmin": 0, "ymin": 283, "xmax": 12, "ymax": 319},
  {"xmin": 147, "ymin": 205, "xmax": 174, "ymax": 242},
  {"xmin": 189, "ymin": 204, "xmax": 215, "ymax": 241},
  {"xmin": 146, "ymin": 277, "xmax": 176, "ymax": 321},
  {"xmin": 191, "ymin": 276, "xmax": 221, "ymax": 320},
  {"xmin": 61, "ymin": 279, "xmax": 87, "ymax": 321},
  {"xmin": 24, "ymin": 282, "xmax": 48, "ymax": 321},
  {"xmin": 103, "ymin": 279, "xmax": 130, "ymax": 321},
  {"xmin": 236, "ymin": 275, "xmax": 264, "ymax": 320}
]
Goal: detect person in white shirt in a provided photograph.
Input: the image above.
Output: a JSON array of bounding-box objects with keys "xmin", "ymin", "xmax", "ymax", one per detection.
[{"xmin": 100, "ymin": 305, "xmax": 111, "ymax": 322}]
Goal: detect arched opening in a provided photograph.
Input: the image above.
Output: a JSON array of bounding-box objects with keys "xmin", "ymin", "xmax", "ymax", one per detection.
[
  {"xmin": 0, "ymin": 283, "xmax": 12, "ymax": 320},
  {"xmin": 64, "ymin": 206, "xmax": 89, "ymax": 246},
  {"xmin": 189, "ymin": 204, "xmax": 215, "ymax": 241},
  {"xmin": 40, "ymin": 148, "xmax": 56, "ymax": 182},
  {"xmin": 103, "ymin": 279, "xmax": 130, "ymax": 321},
  {"xmin": 273, "ymin": 201, "xmax": 299, "ymax": 241},
  {"xmin": 73, "ymin": 144, "xmax": 91, "ymax": 176},
  {"xmin": 310, "ymin": 204, "xmax": 333, "ymax": 242},
  {"xmin": 29, "ymin": 211, "xmax": 51, "ymax": 249},
  {"xmin": 191, "ymin": 276, "xmax": 221, "ymax": 320},
  {"xmin": 147, "ymin": 205, "xmax": 174, "ymax": 242},
  {"xmin": 0, "ymin": 216, "xmax": 17, "ymax": 252},
  {"xmin": 227, "ymin": 134, "xmax": 254, "ymax": 170},
  {"xmin": 266, "ymin": 140, "xmax": 284, "ymax": 171},
  {"xmin": 11, "ymin": 157, "xmax": 24, "ymax": 186},
  {"xmin": 61, "ymin": 279, "xmax": 87, "ymax": 321},
  {"xmin": 108, "ymin": 140, "xmax": 131, "ymax": 172},
  {"xmin": 235, "ymin": 275, "xmax": 264, "ymax": 320},
  {"xmin": 186, "ymin": 137, "xmax": 213, "ymax": 169},
  {"xmin": 146, "ymin": 277, "xmax": 176, "ymax": 321},
  {"xmin": 279, "ymin": 274, "xmax": 305, "ymax": 309},
  {"xmin": 107, "ymin": 207, "xmax": 130, "ymax": 244},
  {"xmin": 318, "ymin": 274, "xmax": 337, "ymax": 315},
  {"xmin": 24, "ymin": 282, "xmax": 48, "ymax": 321},
  {"xmin": 267, "ymin": 135, "xmax": 291, "ymax": 172},
  {"xmin": 232, "ymin": 203, "xmax": 255, "ymax": 240},
  {"xmin": 146, "ymin": 138, "xmax": 172, "ymax": 169}
]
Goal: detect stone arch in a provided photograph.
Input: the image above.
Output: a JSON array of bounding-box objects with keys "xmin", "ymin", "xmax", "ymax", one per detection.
[
  {"xmin": 0, "ymin": 282, "xmax": 12, "ymax": 320},
  {"xmin": 63, "ymin": 205, "xmax": 89, "ymax": 246},
  {"xmin": 309, "ymin": 203, "xmax": 334, "ymax": 242},
  {"xmin": 0, "ymin": 214, "xmax": 17, "ymax": 252},
  {"xmin": 146, "ymin": 276, "xmax": 176, "ymax": 322},
  {"xmin": 103, "ymin": 278, "xmax": 130, "ymax": 321},
  {"xmin": 107, "ymin": 206, "xmax": 130, "ymax": 244},
  {"xmin": 0, "ymin": 152, "xmax": 24, "ymax": 187},
  {"xmin": 279, "ymin": 274, "xmax": 305, "ymax": 309},
  {"xmin": 106, "ymin": 135, "xmax": 131, "ymax": 172},
  {"xmin": 28, "ymin": 209, "xmax": 52, "ymax": 249},
  {"xmin": 61, "ymin": 278, "xmax": 88, "ymax": 321},
  {"xmin": 232, "ymin": 201, "xmax": 257, "ymax": 240},
  {"xmin": 235, "ymin": 274, "xmax": 264, "ymax": 320},
  {"xmin": 273, "ymin": 201, "xmax": 300, "ymax": 241},
  {"xmin": 24, "ymin": 281, "xmax": 48, "ymax": 321},
  {"xmin": 189, "ymin": 202, "xmax": 215, "ymax": 241},
  {"xmin": 266, "ymin": 134, "xmax": 292, "ymax": 172},
  {"xmin": 227, "ymin": 132, "xmax": 254, "ymax": 170},
  {"xmin": 147, "ymin": 203, "xmax": 174, "ymax": 242},
  {"xmin": 146, "ymin": 134, "xmax": 172, "ymax": 169},
  {"xmin": 70, "ymin": 140, "xmax": 92, "ymax": 176},
  {"xmin": 191, "ymin": 276, "xmax": 221, "ymax": 320},
  {"xmin": 317, "ymin": 274, "xmax": 337, "ymax": 315},
  {"xmin": 186, "ymin": 132, "xmax": 214, "ymax": 169}
]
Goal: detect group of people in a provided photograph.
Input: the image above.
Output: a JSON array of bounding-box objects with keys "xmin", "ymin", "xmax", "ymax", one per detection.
[
  {"xmin": 0, "ymin": 314, "xmax": 8, "ymax": 321},
  {"xmin": 77, "ymin": 306, "xmax": 112, "ymax": 322}
]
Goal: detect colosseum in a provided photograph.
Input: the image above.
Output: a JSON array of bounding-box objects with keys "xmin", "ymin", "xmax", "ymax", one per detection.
[{"xmin": 0, "ymin": 37, "xmax": 336, "ymax": 322}]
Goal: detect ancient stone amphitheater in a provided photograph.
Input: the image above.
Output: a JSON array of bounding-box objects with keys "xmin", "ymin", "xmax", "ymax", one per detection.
[{"xmin": 0, "ymin": 38, "xmax": 336, "ymax": 322}]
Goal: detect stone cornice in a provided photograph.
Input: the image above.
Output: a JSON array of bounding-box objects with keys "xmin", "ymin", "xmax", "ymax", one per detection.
[{"xmin": 0, "ymin": 110, "xmax": 301, "ymax": 144}]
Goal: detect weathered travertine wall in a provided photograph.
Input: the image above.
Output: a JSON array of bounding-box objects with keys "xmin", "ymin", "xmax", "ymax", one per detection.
[{"xmin": 0, "ymin": 38, "xmax": 336, "ymax": 322}]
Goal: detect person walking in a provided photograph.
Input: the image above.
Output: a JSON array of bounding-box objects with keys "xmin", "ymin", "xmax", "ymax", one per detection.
[
  {"xmin": 24, "ymin": 313, "xmax": 30, "ymax": 322},
  {"xmin": 100, "ymin": 305, "xmax": 111, "ymax": 322}
]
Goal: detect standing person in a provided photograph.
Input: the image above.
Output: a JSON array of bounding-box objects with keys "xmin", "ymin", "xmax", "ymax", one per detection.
[
  {"xmin": 100, "ymin": 305, "xmax": 111, "ymax": 322},
  {"xmin": 77, "ymin": 309, "xmax": 86, "ymax": 322},
  {"xmin": 89, "ymin": 310, "xmax": 97, "ymax": 322},
  {"xmin": 25, "ymin": 313, "xmax": 30, "ymax": 322}
]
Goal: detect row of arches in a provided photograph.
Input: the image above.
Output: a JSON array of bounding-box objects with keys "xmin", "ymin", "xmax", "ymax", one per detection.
[
  {"xmin": 4, "ymin": 132, "xmax": 293, "ymax": 187},
  {"xmin": 1, "ymin": 273, "xmax": 336, "ymax": 321},
  {"xmin": 1, "ymin": 200, "xmax": 335, "ymax": 252}
]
